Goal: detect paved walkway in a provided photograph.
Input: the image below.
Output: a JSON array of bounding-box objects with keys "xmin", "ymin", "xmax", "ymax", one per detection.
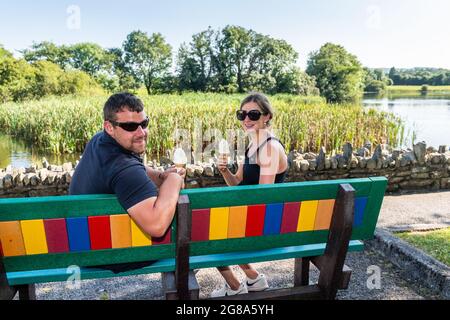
[
  {"xmin": 378, "ymin": 190, "xmax": 450, "ymax": 230},
  {"xmin": 25, "ymin": 190, "xmax": 450, "ymax": 300}
]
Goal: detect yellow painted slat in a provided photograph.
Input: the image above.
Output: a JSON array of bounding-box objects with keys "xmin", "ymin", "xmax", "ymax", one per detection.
[
  {"xmin": 297, "ymin": 201, "xmax": 318, "ymax": 232},
  {"xmin": 110, "ymin": 214, "xmax": 132, "ymax": 248},
  {"xmin": 0, "ymin": 221, "xmax": 26, "ymax": 257},
  {"xmin": 314, "ymin": 199, "xmax": 335, "ymax": 230},
  {"xmin": 130, "ymin": 219, "xmax": 152, "ymax": 247},
  {"xmin": 20, "ymin": 220, "xmax": 48, "ymax": 255},
  {"xmin": 209, "ymin": 207, "xmax": 229, "ymax": 240},
  {"xmin": 228, "ymin": 206, "xmax": 247, "ymax": 239}
]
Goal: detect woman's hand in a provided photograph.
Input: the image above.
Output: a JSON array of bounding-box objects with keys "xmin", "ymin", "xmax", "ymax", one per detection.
[{"xmin": 217, "ymin": 154, "xmax": 228, "ymax": 173}]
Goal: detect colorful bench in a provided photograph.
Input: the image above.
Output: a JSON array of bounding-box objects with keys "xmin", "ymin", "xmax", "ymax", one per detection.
[
  {"xmin": 168, "ymin": 176, "xmax": 387, "ymax": 299},
  {"xmin": 0, "ymin": 177, "xmax": 387, "ymax": 300}
]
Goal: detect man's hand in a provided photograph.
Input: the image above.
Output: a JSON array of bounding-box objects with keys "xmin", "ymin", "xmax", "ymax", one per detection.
[{"xmin": 162, "ymin": 166, "xmax": 186, "ymax": 180}]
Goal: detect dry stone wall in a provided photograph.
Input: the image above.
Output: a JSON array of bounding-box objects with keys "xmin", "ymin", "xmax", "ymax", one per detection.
[{"xmin": 1, "ymin": 142, "xmax": 449, "ymax": 198}]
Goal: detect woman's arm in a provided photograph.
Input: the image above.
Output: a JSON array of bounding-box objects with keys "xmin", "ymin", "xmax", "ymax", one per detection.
[
  {"xmin": 258, "ymin": 141, "xmax": 287, "ymax": 185},
  {"xmin": 218, "ymin": 162, "xmax": 244, "ymax": 186}
]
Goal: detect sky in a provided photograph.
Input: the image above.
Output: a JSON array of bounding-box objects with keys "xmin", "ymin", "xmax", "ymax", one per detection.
[{"xmin": 1, "ymin": 0, "xmax": 450, "ymax": 70}]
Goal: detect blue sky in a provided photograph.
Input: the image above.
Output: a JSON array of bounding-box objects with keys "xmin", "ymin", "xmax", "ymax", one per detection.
[{"xmin": 1, "ymin": 0, "xmax": 450, "ymax": 70}]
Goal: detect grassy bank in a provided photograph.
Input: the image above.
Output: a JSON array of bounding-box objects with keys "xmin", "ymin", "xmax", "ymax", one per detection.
[
  {"xmin": 0, "ymin": 93, "xmax": 405, "ymax": 158},
  {"xmin": 397, "ymin": 228, "xmax": 450, "ymax": 266},
  {"xmin": 387, "ymin": 85, "xmax": 450, "ymax": 93}
]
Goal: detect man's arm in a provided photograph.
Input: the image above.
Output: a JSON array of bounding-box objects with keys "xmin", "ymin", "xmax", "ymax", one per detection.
[
  {"xmin": 127, "ymin": 172, "xmax": 184, "ymax": 237},
  {"xmin": 145, "ymin": 166, "xmax": 165, "ymax": 187}
]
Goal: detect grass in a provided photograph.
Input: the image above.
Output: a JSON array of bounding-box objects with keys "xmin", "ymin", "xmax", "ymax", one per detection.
[
  {"xmin": 387, "ymin": 85, "xmax": 450, "ymax": 92},
  {"xmin": 396, "ymin": 228, "xmax": 450, "ymax": 266}
]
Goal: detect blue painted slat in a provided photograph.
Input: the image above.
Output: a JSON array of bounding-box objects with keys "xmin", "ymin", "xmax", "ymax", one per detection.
[
  {"xmin": 354, "ymin": 197, "xmax": 368, "ymax": 227},
  {"xmin": 66, "ymin": 217, "xmax": 91, "ymax": 252},
  {"xmin": 263, "ymin": 203, "xmax": 284, "ymax": 236}
]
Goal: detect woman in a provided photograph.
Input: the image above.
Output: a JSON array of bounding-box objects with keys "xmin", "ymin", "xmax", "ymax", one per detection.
[{"xmin": 211, "ymin": 92, "xmax": 288, "ymax": 297}]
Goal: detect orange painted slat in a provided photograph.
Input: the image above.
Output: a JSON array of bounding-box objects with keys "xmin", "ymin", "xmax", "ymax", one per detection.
[
  {"xmin": 110, "ymin": 214, "xmax": 132, "ymax": 248},
  {"xmin": 0, "ymin": 221, "xmax": 26, "ymax": 257},
  {"xmin": 314, "ymin": 199, "xmax": 336, "ymax": 230},
  {"xmin": 227, "ymin": 206, "xmax": 247, "ymax": 239}
]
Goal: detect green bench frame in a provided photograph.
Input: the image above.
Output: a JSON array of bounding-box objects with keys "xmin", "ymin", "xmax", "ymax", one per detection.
[{"xmin": 0, "ymin": 177, "xmax": 387, "ymax": 300}]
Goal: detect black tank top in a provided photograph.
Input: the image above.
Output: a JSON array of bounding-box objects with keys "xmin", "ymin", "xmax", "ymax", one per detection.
[{"xmin": 239, "ymin": 137, "xmax": 287, "ymax": 186}]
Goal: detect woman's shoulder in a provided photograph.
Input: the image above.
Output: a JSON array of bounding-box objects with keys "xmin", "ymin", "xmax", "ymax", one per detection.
[{"xmin": 264, "ymin": 136, "xmax": 286, "ymax": 152}]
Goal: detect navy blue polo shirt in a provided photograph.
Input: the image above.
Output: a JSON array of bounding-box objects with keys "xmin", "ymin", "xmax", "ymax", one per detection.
[{"xmin": 69, "ymin": 131, "xmax": 158, "ymax": 210}]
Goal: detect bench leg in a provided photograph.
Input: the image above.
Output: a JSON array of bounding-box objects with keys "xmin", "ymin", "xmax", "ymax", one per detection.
[
  {"xmin": 0, "ymin": 283, "xmax": 17, "ymax": 300},
  {"xmin": 17, "ymin": 284, "xmax": 36, "ymax": 300},
  {"xmin": 294, "ymin": 258, "xmax": 310, "ymax": 286},
  {"xmin": 162, "ymin": 271, "xmax": 199, "ymax": 300},
  {"xmin": 0, "ymin": 258, "xmax": 18, "ymax": 300},
  {"xmin": 317, "ymin": 184, "xmax": 355, "ymax": 300}
]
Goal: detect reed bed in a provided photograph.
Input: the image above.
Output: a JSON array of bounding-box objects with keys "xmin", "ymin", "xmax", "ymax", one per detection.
[{"xmin": 0, "ymin": 93, "xmax": 405, "ymax": 158}]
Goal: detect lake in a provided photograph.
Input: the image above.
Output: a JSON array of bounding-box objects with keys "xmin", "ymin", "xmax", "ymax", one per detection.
[
  {"xmin": 363, "ymin": 93, "xmax": 450, "ymax": 149},
  {"xmin": 1, "ymin": 93, "xmax": 450, "ymax": 168}
]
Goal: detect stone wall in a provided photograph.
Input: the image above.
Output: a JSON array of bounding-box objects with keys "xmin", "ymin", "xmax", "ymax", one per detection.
[{"xmin": 0, "ymin": 141, "xmax": 449, "ymax": 198}]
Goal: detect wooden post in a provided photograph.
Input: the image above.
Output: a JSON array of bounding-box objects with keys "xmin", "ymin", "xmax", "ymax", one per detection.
[
  {"xmin": 0, "ymin": 256, "xmax": 17, "ymax": 300},
  {"xmin": 17, "ymin": 284, "xmax": 36, "ymax": 300},
  {"xmin": 317, "ymin": 183, "xmax": 355, "ymax": 300},
  {"xmin": 175, "ymin": 195, "xmax": 191, "ymax": 300},
  {"xmin": 294, "ymin": 258, "xmax": 310, "ymax": 286}
]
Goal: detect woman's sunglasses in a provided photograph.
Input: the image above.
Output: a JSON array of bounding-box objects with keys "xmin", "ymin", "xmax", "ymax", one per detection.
[
  {"xmin": 236, "ymin": 110, "xmax": 265, "ymax": 121},
  {"xmin": 109, "ymin": 117, "xmax": 150, "ymax": 132}
]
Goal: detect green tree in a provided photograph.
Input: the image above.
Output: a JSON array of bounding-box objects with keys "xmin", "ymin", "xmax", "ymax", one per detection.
[
  {"xmin": 31, "ymin": 60, "xmax": 63, "ymax": 96},
  {"xmin": 177, "ymin": 27, "xmax": 215, "ymax": 91},
  {"xmin": 123, "ymin": 31, "xmax": 172, "ymax": 95},
  {"xmin": 177, "ymin": 26, "xmax": 309, "ymax": 94},
  {"xmin": 306, "ymin": 43, "xmax": 365, "ymax": 103},
  {"xmin": 0, "ymin": 55, "xmax": 35, "ymax": 102},
  {"xmin": 65, "ymin": 43, "xmax": 113, "ymax": 77},
  {"xmin": 22, "ymin": 41, "xmax": 68, "ymax": 68}
]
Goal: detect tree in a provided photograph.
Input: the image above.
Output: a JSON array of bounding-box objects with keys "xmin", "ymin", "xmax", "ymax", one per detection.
[
  {"xmin": 176, "ymin": 26, "xmax": 309, "ymax": 94},
  {"xmin": 22, "ymin": 41, "xmax": 68, "ymax": 68},
  {"xmin": 306, "ymin": 43, "xmax": 365, "ymax": 103},
  {"xmin": 65, "ymin": 43, "xmax": 113, "ymax": 77},
  {"xmin": 0, "ymin": 55, "xmax": 35, "ymax": 102},
  {"xmin": 177, "ymin": 27, "xmax": 215, "ymax": 92},
  {"xmin": 123, "ymin": 31, "xmax": 172, "ymax": 95}
]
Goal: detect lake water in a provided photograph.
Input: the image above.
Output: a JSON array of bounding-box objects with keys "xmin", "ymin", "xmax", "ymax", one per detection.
[
  {"xmin": 363, "ymin": 93, "xmax": 450, "ymax": 150},
  {"xmin": 1, "ymin": 93, "xmax": 450, "ymax": 168}
]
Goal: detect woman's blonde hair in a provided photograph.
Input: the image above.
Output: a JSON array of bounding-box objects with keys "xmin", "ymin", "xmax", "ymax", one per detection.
[{"xmin": 240, "ymin": 92, "xmax": 274, "ymax": 126}]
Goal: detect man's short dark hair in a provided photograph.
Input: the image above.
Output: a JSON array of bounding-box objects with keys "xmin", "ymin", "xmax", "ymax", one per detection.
[{"xmin": 104, "ymin": 92, "xmax": 144, "ymax": 121}]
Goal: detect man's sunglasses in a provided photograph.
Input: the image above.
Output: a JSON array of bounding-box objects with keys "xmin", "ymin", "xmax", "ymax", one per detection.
[
  {"xmin": 109, "ymin": 117, "xmax": 150, "ymax": 132},
  {"xmin": 236, "ymin": 110, "xmax": 265, "ymax": 121}
]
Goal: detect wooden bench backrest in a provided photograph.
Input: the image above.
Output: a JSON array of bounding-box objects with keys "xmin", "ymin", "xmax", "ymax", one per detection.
[
  {"xmin": 180, "ymin": 177, "xmax": 387, "ymax": 256},
  {"xmin": 0, "ymin": 177, "xmax": 387, "ymax": 273},
  {"xmin": 0, "ymin": 195, "xmax": 175, "ymax": 273}
]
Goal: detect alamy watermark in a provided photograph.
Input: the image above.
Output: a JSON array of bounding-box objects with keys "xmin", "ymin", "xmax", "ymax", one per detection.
[
  {"xmin": 366, "ymin": 265, "xmax": 381, "ymax": 290},
  {"xmin": 66, "ymin": 265, "xmax": 81, "ymax": 289},
  {"xmin": 366, "ymin": 5, "xmax": 382, "ymax": 30},
  {"xmin": 66, "ymin": 5, "xmax": 81, "ymax": 30}
]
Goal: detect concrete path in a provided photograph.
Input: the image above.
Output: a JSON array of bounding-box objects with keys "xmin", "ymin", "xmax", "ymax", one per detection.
[{"xmin": 378, "ymin": 190, "xmax": 450, "ymax": 230}]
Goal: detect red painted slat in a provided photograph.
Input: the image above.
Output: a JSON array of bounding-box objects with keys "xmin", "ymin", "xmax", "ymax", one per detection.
[
  {"xmin": 44, "ymin": 218, "xmax": 70, "ymax": 253},
  {"xmin": 152, "ymin": 228, "xmax": 172, "ymax": 245},
  {"xmin": 245, "ymin": 204, "xmax": 266, "ymax": 237},
  {"xmin": 191, "ymin": 209, "xmax": 210, "ymax": 242},
  {"xmin": 88, "ymin": 216, "xmax": 112, "ymax": 250},
  {"xmin": 280, "ymin": 202, "xmax": 301, "ymax": 234}
]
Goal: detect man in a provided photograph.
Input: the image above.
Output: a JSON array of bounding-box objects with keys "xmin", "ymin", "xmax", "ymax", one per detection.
[{"xmin": 70, "ymin": 92, "xmax": 184, "ymax": 238}]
